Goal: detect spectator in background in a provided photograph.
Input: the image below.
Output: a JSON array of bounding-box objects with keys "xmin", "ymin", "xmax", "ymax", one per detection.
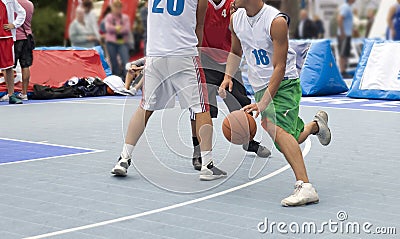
[
  {"xmin": 105, "ymin": 0, "xmax": 130, "ymax": 77},
  {"xmin": 139, "ymin": 0, "xmax": 148, "ymax": 55},
  {"xmin": 14, "ymin": 0, "xmax": 34, "ymax": 101},
  {"xmin": 352, "ymin": 9, "xmax": 360, "ymax": 38},
  {"xmin": 294, "ymin": 9, "xmax": 316, "ymax": 39},
  {"xmin": 313, "ymin": 15, "xmax": 325, "ymax": 39},
  {"xmin": 337, "ymin": 0, "xmax": 356, "ymax": 79},
  {"xmin": 0, "ymin": 0, "xmax": 26, "ymax": 104},
  {"xmin": 69, "ymin": 7, "xmax": 97, "ymax": 48},
  {"xmin": 82, "ymin": 0, "xmax": 100, "ymax": 44},
  {"xmin": 132, "ymin": 10, "xmax": 143, "ymax": 55},
  {"xmin": 365, "ymin": 9, "xmax": 375, "ymax": 38},
  {"xmin": 99, "ymin": 6, "xmax": 112, "ymax": 44},
  {"xmin": 387, "ymin": 0, "xmax": 400, "ymax": 41}
]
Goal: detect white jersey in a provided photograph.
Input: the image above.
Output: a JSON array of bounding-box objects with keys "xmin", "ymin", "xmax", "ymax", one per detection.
[
  {"xmin": 232, "ymin": 4, "xmax": 298, "ymax": 92},
  {"xmin": 147, "ymin": 0, "xmax": 199, "ymax": 56}
]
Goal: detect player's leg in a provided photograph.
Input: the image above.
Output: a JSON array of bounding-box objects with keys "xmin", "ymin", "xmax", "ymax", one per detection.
[
  {"xmin": 297, "ymin": 111, "xmax": 331, "ymax": 146},
  {"xmin": 190, "ymin": 68, "xmax": 219, "ymax": 170},
  {"xmin": 111, "ymin": 108, "xmax": 153, "ymax": 176},
  {"xmin": 195, "ymin": 111, "xmax": 226, "ymax": 180},
  {"xmin": 190, "ymin": 119, "xmax": 202, "ymax": 170},
  {"xmin": 18, "ymin": 40, "xmax": 33, "ymax": 100},
  {"xmin": 124, "ymin": 70, "xmax": 135, "ymax": 90},
  {"xmin": 173, "ymin": 57, "xmax": 226, "ymax": 180},
  {"xmin": 1, "ymin": 38, "xmax": 21, "ymax": 104},
  {"xmin": 262, "ymin": 119, "xmax": 309, "ymax": 182},
  {"xmin": 4, "ymin": 68, "xmax": 21, "ymax": 103},
  {"xmin": 111, "ymin": 57, "xmax": 167, "ymax": 176},
  {"xmin": 255, "ymin": 78, "xmax": 318, "ymax": 206},
  {"xmin": 261, "ymin": 119, "xmax": 319, "ymax": 207}
]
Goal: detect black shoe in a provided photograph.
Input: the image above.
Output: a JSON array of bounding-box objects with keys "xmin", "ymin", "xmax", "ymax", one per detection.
[
  {"xmin": 242, "ymin": 140, "xmax": 271, "ymax": 158},
  {"xmin": 192, "ymin": 149, "xmax": 202, "ymax": 171}
]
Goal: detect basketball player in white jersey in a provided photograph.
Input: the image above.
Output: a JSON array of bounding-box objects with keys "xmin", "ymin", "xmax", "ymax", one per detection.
[
  {"xmin": 220, "ymin": 0, "xmax": 332, "ymax": 206},
  {"xmin": 111, "ymin": 0, "xmax": 227, "ymax": 181}
]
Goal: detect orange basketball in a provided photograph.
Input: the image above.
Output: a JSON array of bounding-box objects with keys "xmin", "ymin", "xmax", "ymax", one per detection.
[{"xmin": 222, "ymin": 110, "xmax": 257, "ymax": 145}]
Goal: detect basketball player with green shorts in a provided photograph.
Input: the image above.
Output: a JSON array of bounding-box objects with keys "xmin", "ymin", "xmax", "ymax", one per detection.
[{"xmin": 219, "ymin": 0, "xmax": 332, "ymax": 206}]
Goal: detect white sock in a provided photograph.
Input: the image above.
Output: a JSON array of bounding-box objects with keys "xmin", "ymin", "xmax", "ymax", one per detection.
[
  {"xmin": 121, "ymin": 144, "xmax": 134, "ymax": 159},
  {"xmin": 201, "ymin": 151, "xmax": 212, "ymax": 166}
]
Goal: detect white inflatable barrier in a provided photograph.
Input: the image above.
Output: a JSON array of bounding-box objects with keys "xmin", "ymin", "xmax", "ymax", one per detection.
[{"xmin": 347, "ymin": 39, "xmax": 400, "ymax": 100}]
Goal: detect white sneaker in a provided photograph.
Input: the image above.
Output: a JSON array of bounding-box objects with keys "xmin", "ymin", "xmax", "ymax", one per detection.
[
  {"xmin": 16, "ymin": 93, "xmax": 28, "ymax": 101},
  {"xmin": 199, "ymin": 161, "xmax": 227, "ymax": 181},
  {"xmin": 281, "ymin": 180, "xmax": 319, "ymax": 207},
  {"xmin": 0, "ymin": 94, "xmax": 9, "ymax": 102},
  {"xmin": 313, "ymin": 111, "xmax": 331, "ymax": 146},
  {"xmin": 111, "ymin": 156, "xmax": 131, "ymax": 176},
  {"xmin": 128, "ymin": 87, "xmax": 137, "ymax": 96}
]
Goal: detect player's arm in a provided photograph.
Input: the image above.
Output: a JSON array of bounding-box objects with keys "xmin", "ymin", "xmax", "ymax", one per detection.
[
  {"xmin": 219, "ymin": 15, "xmax": 243, "ymax": 98},
  {"xmin": 4, "ymin": 0, "xmax": 26, "ymax": 30},
  {"xmin": 196, "ymin": 0, "xmax": 208, "ymax": 47},
  {"xmin": 242, "ymin": 17, "xmax": 288, "ymax": 117}
]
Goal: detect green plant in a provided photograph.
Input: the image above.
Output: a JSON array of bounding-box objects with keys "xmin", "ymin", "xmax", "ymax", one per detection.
[{"xmin": 31, "ymin": 7, "xmax": 66, "ymax": 46}]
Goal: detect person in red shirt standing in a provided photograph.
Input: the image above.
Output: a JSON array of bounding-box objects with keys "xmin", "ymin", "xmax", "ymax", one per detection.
[
  {"xmin": 190, "ymin": 0, "xmax": 270, "ymax": 171},
  {"xmin": 14, "ymin": 0, "xmax": 34, "ymax": 101},
  {"xmin": 0, "ymin": 0, "xmax": 25, "ymax": 104}
]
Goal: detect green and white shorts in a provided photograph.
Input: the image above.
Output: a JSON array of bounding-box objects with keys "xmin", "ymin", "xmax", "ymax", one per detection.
[{"xmin": 254, "ymin": 78, "xmax": 305, "ymax": 141}]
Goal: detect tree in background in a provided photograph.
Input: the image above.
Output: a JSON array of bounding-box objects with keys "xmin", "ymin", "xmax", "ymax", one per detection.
[{"xmin": 30, "ymin": 0, "xmax": 66, "ymax": 46}]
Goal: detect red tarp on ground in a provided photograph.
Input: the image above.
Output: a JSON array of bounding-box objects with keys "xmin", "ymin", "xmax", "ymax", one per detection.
[{"xmin": 0, "ymin": 49, "xmax": 107, "ymax": 92}]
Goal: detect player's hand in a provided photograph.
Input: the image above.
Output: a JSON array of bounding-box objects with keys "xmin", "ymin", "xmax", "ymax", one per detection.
[
  {"xmin": 218, "ymin": 78, "xmax": 233, "ymax": 99},
  {"xmin": 128, "ymin": 65, "xmax": 144, "ymax": 77},
  {"xmin": 3, "ymin": 24, "xmax": 15, "ymax": 31},
  {"xmin": 230, "ymin": 2, "xmax": 237, "ymax": 15},
  {"xmin": 242, "ymin": 101, "xmax": 267, "ymax": 118}
]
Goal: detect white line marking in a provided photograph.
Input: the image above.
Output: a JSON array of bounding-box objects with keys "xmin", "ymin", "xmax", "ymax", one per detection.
[
  {"xmin": 301, "ymin": 104, "xmax": 400, "ymax": 114},
  {"xmin": 0, "ymin": 137, "xmax": 100, "ymax": 151},
  {"xmin": 0, "ymin": 97, "xmax": 129, "ymax": 107},
  {"xmin": 61, "ymin": 101, "xmax": 126, "ymax": 106},
  {"xmin": 0, "ymin": 137, "xmax": 104, "ymax": 166},
  {"xmin": 24, "ymin": 139, "xmax": 311, "ymax": 239},
  {"xmin": 0, "ymin": 150, "xmax": 104, "ymax": 166}
]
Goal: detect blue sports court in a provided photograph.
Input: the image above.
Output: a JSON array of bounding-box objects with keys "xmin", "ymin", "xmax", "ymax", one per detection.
[{"xmin": 0, "ymin": 95, "xmax": 398, "ymax": 238}]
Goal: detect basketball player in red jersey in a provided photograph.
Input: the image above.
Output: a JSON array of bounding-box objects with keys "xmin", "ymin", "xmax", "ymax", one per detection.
[{"xmin": 190, "ymin": 0, "xmax": 271, "ymax": 171}]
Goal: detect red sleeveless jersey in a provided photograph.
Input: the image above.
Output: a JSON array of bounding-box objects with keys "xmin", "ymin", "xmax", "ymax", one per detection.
[{"xmin": 202, "ymin": 0, "xmax": 233, "ymax": 64}]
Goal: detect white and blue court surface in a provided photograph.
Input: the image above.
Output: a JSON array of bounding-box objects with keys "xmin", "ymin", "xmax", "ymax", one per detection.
[{"xmin": 0, "ymin": 94, "xmax": 399, "ymax": 239}]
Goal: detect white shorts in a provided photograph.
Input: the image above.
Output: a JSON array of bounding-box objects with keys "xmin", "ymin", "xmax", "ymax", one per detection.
[{"xmin": 141, "ymin": 56, "xmax": 209, "ymax": 114}]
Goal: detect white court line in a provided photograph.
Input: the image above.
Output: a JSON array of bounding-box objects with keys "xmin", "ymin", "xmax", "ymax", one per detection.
[
  {"xmin": 0, "ymin": 97, "xmax": 129, "ymax": 107},
  {"xmin": 61, "ymin": 101, "xmax": 126, "ymax": 106},
  {"xmin": 300, "ymin": 104, "xmax": 400, "ymax": 114},
  {"xmin": 0, "ymin": 137, "xmax": 101, "ymax": 151},
  {"xmin": 0, "ymin": 137, "xmax": 104, "ymax": 166},
  {"xmin": 24, "ymin": 138, "xmax": 311, "ymax": 239}
]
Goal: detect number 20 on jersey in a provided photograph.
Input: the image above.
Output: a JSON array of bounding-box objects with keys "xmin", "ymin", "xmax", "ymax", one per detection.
[{"xmin": 152, "ymin": 0, "xmax": 185, "ymax": 16}]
